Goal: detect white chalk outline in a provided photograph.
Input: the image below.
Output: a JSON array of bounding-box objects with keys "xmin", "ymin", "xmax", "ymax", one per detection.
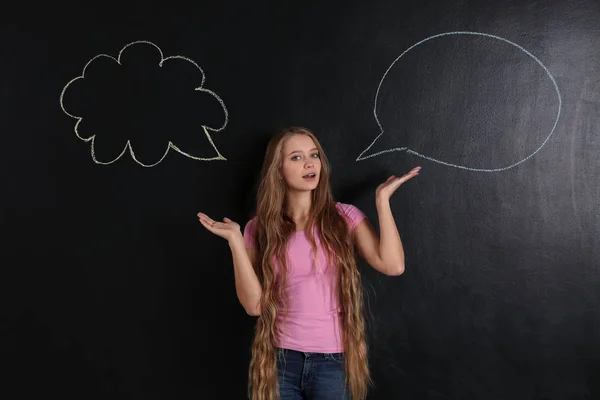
[
  {"xmin": 59, "ymin": 40, "xmax": 228, "ymax": 167},
  {"xmin": 357, "ymin": 31, "xmax": 563, "ymax": 172}
]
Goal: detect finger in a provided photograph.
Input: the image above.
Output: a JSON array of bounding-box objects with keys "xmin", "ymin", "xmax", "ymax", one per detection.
[
  {"xmin": 379, "ymin": 175, "xmax": 397, "ymax": 188},
  {"xmin": 199, "ymin": 218, "xmax": 215, "ymax": 231},
  {"xmin": 203, "ymin": 219, "xmax": 224, "ymax": 233},
  {"xmin": 198, "ymin": 214, "xmax": 212, "ymax": 224},
  {"xmin": 223, "ymin": 217, "xmax": 232, "ymax": 223},
  {"xmin": 388, "ymin": 169, "xmax": 419, "ymax": 186},
  {"xmin": 402, "ymin": 167, "xmax": 420, "ymax": 176},
  {"xmin": 394, "ymin": 176, "xmax": 408, "ymax": 186},
  {"xmin": 397, "ymin": 172, "xmax": 418, "ymax": 184},
  {"xmin": 395, "ymin": 171, "xmax": 416, "ymax": 182},
  {"xmin": 199, "ymin": 214, "xmax": 217, "ymax": 227},
  {"xmin": 197, "ymin": 212, "xmax": 211, "ymax": 222}
]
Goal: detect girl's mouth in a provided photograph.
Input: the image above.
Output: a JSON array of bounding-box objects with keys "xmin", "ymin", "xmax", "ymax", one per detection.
[{"xmin": 303, "ymin": 173, "xmax": 317, "ymax": 181}]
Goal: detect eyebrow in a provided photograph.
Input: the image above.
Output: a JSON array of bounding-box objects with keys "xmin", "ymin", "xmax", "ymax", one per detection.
[{"xmin": 288, "ymin": 147, "xmax": 318, "ymax": 156}]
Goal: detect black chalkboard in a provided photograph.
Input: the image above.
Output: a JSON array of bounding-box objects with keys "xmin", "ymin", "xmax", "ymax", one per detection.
[{"xmin": 2, "ymin": 0, "xmax": 599, "ymax": 399}]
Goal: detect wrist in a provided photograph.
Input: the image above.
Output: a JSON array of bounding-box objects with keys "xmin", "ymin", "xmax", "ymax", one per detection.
[
  {"xmin": 375, "ymin": 195, "xmax": 391, "ymax": 208},
  {"xmin": 228, "ymin": 231, "xmax": 244, "ymax": 247}
]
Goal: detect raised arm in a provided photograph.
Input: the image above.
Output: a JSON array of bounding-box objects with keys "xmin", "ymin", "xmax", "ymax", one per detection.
[
  {"xmin": 352, "ymin": 167, "xmax": 420, "ymax": 276},
  {"xmin": 229, "ymin": 234, "xmax": 262, "ymax": 316},
  {"xmin": 197, "ymin": 213, "xmax": 262, "ymax": 316}
]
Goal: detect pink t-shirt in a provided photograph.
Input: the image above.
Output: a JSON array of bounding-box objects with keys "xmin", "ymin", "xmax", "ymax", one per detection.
[{"xmin": 243, "ymin": 202, "xmax": 366, "ymax": 353}]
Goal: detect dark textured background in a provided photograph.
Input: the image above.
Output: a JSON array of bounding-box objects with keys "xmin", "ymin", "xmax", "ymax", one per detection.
[{"xmin": 2, "ymin": 0, "xmax": 599, "ymax": 398}]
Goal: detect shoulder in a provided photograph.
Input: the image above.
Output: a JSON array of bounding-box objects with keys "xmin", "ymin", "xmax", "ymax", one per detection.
[
  {"xmin": 243, "ymin": 216, "xmax": 258, "ymax": 232},
  {"xmin": 335, "ymin": 202, "xmax": 367, "ymax": 232},
  {"xmin": 335, "ymin": 202, "xmax": 365, "ymax": 216},
  {"xmin": 243, "ymin": 216, "xmax": 259, "ymax": 248}
]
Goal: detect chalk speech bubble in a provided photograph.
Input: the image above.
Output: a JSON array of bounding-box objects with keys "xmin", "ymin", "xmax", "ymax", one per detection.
[
  {"xmin": 356, "ymin": 31, "xmax": 562, "ymax": 172},
  {"xmin": 60, "ymin": 40, "xmax": 228, "ymax": 167}
]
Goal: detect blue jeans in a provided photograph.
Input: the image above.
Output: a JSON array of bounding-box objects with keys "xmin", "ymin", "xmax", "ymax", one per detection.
[{"xmin": 276, "ymin": 348, "xmax": 350, "ymax": 400}]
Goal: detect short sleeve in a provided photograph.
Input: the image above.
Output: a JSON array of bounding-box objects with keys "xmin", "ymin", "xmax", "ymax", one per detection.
[
  {"xmin": 243, "ymin": 217, "xmax": 257, "ymax": 248},
  {"xmin": 335, "ymin": 202, "xmax": 367, "ymax": 233}
]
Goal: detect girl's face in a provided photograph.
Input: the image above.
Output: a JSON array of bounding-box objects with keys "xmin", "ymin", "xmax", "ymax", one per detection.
[{"xmin": 281, "ymin": 134, "xmax": 322, "ymax": 192}]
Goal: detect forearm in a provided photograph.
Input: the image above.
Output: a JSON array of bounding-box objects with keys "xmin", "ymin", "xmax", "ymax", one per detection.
[
  {"xmin": 228, "ymin": 235, "xmax": 262, "ymax": 315},
  {"xmin": 376, "ymin": 198, "xmax": 405, "ymax": 275}
]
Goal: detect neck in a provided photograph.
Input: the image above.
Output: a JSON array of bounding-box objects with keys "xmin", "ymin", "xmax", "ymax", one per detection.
[{"xmin": 285, "ymin": 190, "xmax": 313, "ymax": 223}]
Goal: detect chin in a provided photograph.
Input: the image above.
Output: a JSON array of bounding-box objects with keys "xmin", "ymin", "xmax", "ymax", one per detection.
[
  {"xmin": 290, "ymin": 182, "xmax": 319, "ymax": 192},
  {"xmin": 307, "ymin": 180, "xmax": 320, "ymax": 189}
]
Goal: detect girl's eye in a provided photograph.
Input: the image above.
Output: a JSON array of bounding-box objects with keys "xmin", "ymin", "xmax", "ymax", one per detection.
[{"xmin": 291, "ymin": 153, "xmax": 318, "ymax": 161}]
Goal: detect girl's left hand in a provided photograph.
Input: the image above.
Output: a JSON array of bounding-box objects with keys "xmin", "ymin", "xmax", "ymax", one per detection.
[{"xmin": 376, "ymin": 166, "xmax": 421, "ymax": 201}]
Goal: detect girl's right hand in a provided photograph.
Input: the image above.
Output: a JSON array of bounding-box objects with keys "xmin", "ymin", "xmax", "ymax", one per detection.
[{"xmin": 197, "ymin": 212, "xmax": 242, "ymax": 242}]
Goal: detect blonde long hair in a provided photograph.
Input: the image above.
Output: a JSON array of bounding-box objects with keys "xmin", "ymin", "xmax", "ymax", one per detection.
[{"xmin": 247, "ymin": 127, "xmax": 371, "ymax": 399}]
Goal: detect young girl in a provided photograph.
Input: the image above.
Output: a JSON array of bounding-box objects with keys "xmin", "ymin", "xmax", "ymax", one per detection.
[{"xmin": 197, "ymin": 127, "xmax": 420, "ymax": 400}]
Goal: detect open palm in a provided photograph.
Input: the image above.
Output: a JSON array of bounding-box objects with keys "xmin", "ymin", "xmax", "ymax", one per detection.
[
  {"xmin": 197, "ymin": 212, "xmax": 241, "ymax": 242},
  {"xmin": 376, "ymin": 166, "xmax": 421, "ymax": 201}
]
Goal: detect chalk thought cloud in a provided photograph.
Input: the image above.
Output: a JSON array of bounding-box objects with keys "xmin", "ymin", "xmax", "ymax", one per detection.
[{"xmin": 60, "ymin": 40, "xmax": 228, "ymax": 167}]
